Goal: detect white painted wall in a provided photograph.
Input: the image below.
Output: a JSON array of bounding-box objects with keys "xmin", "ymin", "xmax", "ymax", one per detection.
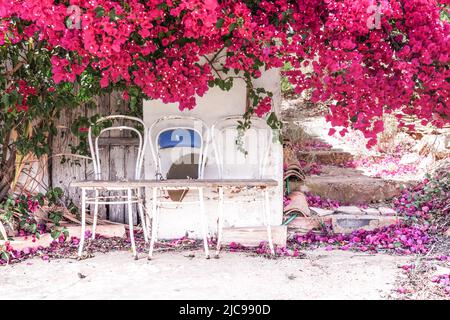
[{"xmin": 143, "ymin": 70, "xmax": 283, "ymax": 239}]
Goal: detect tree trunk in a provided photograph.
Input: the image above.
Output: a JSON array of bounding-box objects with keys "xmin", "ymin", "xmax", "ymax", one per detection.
[{"xmin": 0, "ymin": 151, "xmax": 16, "ymax": 201}]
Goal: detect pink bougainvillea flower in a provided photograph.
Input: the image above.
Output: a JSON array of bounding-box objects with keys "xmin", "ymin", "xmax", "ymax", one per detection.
[{"xmin": 0, "ymin": 0, "xmax": 447, "ymax": 141}]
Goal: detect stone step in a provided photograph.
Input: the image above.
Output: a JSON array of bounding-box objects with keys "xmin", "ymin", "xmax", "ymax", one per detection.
[
  {"xmin": 302, "ymin": 176, "xmax": 405, "ymax": 204},
  {"xmin": 310, "ymin": 205, "xmax": 397, "ymax": 216},
  {"xmin": 331, "ymin": 215, "xmax": 399, "ymax": 234},
  {"xmin": 289, "ymin": 166, "xmax": 411, "ymax": 204},
  {"xmin": 297, "ymin": 150, "xmax": 353, "ymax": 166},
  {"xmin": 288, "ymin": 215, "xmax": 400, "ymax": 234}
]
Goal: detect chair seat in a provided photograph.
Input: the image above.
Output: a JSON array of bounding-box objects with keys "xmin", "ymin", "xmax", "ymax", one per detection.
[{"xmin": 159, "ymin": 129, "xmax": 201, "ymax": 149}]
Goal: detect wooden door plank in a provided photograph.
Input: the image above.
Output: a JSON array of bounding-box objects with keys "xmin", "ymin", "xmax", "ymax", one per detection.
[
  {"xmin": 51, "ymin": 106, "xmax": 87, "ymax": 211},
  {"xmin": 108, "ymin": 92, "xmax": 125, "ymax": 223},
  {"xmin": 86, "ymin": 94, "xmax": 110, "ymax": 220}
]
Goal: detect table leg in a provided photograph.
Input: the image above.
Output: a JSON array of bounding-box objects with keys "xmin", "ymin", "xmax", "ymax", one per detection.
[
  {"xmin": 199, "ymin": 187, "xmax": 210, "ymax": 259},
  {"xmin": 77, "ymin": 188, "xmax": 86, "ymax": 258},
  {"xmin": 91, "ymin": 189, "xmax": 99, "ymax": 240},
  {"xmin": 264, "ymin": 188, "xmax": 275, "ymax": 255},
  {"xmin": 215, "ymin": 187, "xmax": 224, "ymax": 258},
  {"xmin": 127, "ymin": 188, "xmax": 137, "ymax": 259},
  {"xmin": 148, "ymin": 187, "xmax": 158, "ymax": 260},
  {"xmin": 137, "ymin": 187, "xmax": 149, "ymax": 243}
]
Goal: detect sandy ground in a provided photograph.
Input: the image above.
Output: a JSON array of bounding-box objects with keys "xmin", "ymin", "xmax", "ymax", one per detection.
[{"xmin": 1, "ymin": 249, "xmax": 410, "ymax": 300}]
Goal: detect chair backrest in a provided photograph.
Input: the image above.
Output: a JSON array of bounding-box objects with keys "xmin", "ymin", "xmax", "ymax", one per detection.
[
  {"xmin": 88, "ymin": 115, "xmax": 147, "ymax": 181},
  {"xmin": 148, "ymin": 115, "xmax": 209, "ymax": 180},
  {"xmin": 211, "ymin": 116, "xmax": 272, "ymax": 179}
]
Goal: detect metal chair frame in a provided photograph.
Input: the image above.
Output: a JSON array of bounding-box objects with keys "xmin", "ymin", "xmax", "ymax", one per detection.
[
  {"xmin": 212, "ymin": 115, "xmax": 274, "ymax": 257},
  {"xmin": 78, "ymin": 115, "xmax": 149, "ymax": 259},
  {"xmin": 147, "ymin": 115, "xmax": 211, "ymax": 259}
]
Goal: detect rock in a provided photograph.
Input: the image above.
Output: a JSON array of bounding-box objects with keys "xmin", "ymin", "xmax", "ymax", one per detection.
[
  {"xmin": 378, "ymin": 207, "xmax": 397, "ymax": 216},
  {"xmin": 284, "ymin": 191, "xmax": 311, "ymax": 216},
  {"xmin": 335, "ymin": 206, "xmax": 363, "ymax": 215},
  {"xmin": 415, "ymin": 134, "xmax": 449, "ymax": 155},
  {"xmin": 302, "ymin": 166, "xmax": 408, "ymax": 204},
  {"xmin": 288, "ymin": 217, "xmax": 332, "ymax": 234},
  {"xmin": 362, "ymin": 208, "xmax": 380, "ymax": 215},
  {"xmin": 445, "ymin": 228, "xmax": 450, "ymax": 237},
  {"xmin": 399, "ymin": 153, "xmax": 421, "ymax": 165},
  {"xmin": 297, "ymin": 150, "xmax": 353, "ymax": 166},
  {"xmin": 310, "ymin": 207, "xmax": 335, "ymax": 217},
  {"xmin": 5, "ymin": 223, "xmax": 126, "ymax": 251},
  {"xmin": 331, "ymin": 215, "xmax": 399, "ymax": 234}
]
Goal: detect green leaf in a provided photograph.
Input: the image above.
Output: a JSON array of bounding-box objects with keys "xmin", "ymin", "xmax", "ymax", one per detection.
[
  {"xmin": 228, "ymin": 23, "xmax": 237, "ymax": 33},
  {"xmin": 224, "ymin": 38, "xmax": 232, "ymax": 47},
  {"xmin": 92, "ymin": 125, "xmax": 101, "ymax": 137},
  {"xmin": 1, "ymin": 93, "xmax": 10, "ymax": 107},
  {"xmin": 94, "ymin": 6, "xmax": 105, "ymax": 18},
  {"xmin": 51, "ymin": 229, "xmax": 61, "ymax": 240},
  {"xmin": 1, "ymin": 251, "xmax": 9, "ymax": 261},
  {"xmin": 109, "ymin": 8, "xmax": 119, "ymax": 22},
  {"xmin": 62, "ymin": 227, "xmax": 69, "ymax": 238},
  {"xmin": 216, "ymin": 18, "xmax": 224, "ymax": 29}
]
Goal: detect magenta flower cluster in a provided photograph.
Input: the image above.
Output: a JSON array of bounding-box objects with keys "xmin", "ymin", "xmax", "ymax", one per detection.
[
  {"xmin": 292, "ymin": 140, "xmax": 332, "ymax": 152},
  {"xmin": 345, "ymin": 155, "xmax": 418, "ymax": 179},
  {"xmin": 393, "ymin": 169, "xmax": 449, "ymax": 222},
  {"xmin": 0, "ymin": 234, "xmax": 71, "ymax": 265},
  {"xmin": 305, "ymin": 192, "xmax": 341, "ymax": 209},
  {"xmin": 299, "ymin": 160, "xmax": 323, "ymax": 175},
  {"xmin": 431, "ymin": 274, "xmax": 450, "ymax": 296},
  {"xmin": 294, "ymin": 224, "xmax": 432, "ymax": 255}
]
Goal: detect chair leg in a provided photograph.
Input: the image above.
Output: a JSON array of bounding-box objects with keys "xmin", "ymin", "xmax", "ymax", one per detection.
[
  {"xmin": 137, "ymin": 188, "xmax": 149, "ymax": 243},
  {"xmin": 264, "ymin": 188, "xmax": 275, "ymax": 255},
  {"xmin": 91, "ymin": 189, "xmax": 99, "ymax": 240},
  {"xmin": 144, "ymin": 207, "xmax": 151, "ymax": 243},
  {"xmin": 127, "ymin": 189, "xmax": 137, "ymax": 260},
  {"xmin": 77, "ymin": 188, "xmax": 87, "ymax": 258},
  {"xmin": 148, "ymin": 187, "xmax": 158, "ymax": 260},
  {"xmin": 199, "ymin": 187, "xmax": 210, "ymax": 259},
  {"xmin": 215, "ymin": 187, "xmax": 224, "ymax": 258}
]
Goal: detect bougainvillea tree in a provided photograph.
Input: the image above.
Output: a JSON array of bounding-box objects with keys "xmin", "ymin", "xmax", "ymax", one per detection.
[{"xmin": 0, "ymin": 0, "xmax": 449, "ymax": 198}]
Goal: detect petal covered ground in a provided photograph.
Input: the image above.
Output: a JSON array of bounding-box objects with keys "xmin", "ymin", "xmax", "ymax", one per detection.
[{"xmin": 0, "ymin": 249, "xmax": 409, "ymax": 300}]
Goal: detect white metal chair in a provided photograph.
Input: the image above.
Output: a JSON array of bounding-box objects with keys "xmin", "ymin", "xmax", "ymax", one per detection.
[
  {"xmin": 77, "ymin": 115, "xmax": 149, "ymax": 259},
  {"xmin": 212, "ymin": 116, "xmax": 275, "ymax": 257},
  {"xmin": 147, "ymin": 115, "xmax": 211, "ymax": 259}
]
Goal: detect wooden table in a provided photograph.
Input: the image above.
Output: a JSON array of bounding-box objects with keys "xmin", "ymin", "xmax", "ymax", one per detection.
[
  {"xmin": 71, "ymin": 179, "xmax": 279, "ymax": 258},
  {"xmin": 70, "ymin": 179, "xmax": 278, "ymax": 189}
]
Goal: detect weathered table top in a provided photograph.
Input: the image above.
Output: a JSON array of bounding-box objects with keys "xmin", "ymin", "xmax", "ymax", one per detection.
[{"xmin": 70, "ymin": 179, "xmax": 278, "ymax": 189}]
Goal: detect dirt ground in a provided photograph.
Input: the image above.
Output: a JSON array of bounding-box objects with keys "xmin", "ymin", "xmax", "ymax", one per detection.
[{"xmin": 1, "ymin": 249, "xmax": 410, "ymax": 300}]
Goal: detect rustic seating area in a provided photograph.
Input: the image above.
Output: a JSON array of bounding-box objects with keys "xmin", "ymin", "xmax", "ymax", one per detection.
[{"xmin": 72, "ymin": 115, "xmax": 279, "ymax": 260}]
